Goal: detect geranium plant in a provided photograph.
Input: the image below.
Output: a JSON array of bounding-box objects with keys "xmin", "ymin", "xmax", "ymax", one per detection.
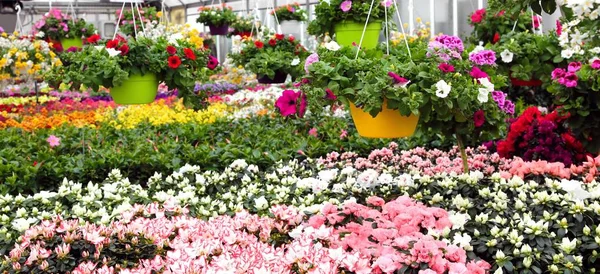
[
  {"xmin": 32, "ymin": 8, "xmax": 96, "ymax": 49},
  {"xmin": 228, "ymin": 33, "xmax": 308, "ymax": 80},
  {"xmin": 115, "ymin": 6, "xmax": 159, "ymax": 37},
  {"xmin": 307, "ymin": 0, "xmax": 394, "ymax": 38},
  {"xmin": 271, "ymin": 3, "xmax": 307, "ymax": 22},
  {"xmin": 196, "ymin": 4, "xmax": 236, "ymax": 27},
  {"xmin": 467, "ymin": 7, "xmax": 542, "ymax": 45},
  {"xmin": 45, "ymin": 35, "xmax": 211, "ymax": 109}
]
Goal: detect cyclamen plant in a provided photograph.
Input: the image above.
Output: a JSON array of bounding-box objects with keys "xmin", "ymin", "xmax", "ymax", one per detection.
[{"xmin": 271, "ymin": 3, "xmax": 308, "ymax": 22}]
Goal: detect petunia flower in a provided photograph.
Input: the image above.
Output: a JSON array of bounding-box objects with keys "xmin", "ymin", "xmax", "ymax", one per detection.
[{"xmin": 340, "ymin": 0, "xmax": 352, "ymax": 12}]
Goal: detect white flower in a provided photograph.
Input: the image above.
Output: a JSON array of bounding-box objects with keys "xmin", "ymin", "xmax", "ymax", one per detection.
[
  {"xmin": 434, "ymin": 80, "xmax": 451, "ymax": 98},
  {"xmin": 500, "ymin": 49, "xmax": 514, "ymax": 63},
  {"xmin": 471, "ymin": 42, "xmax": 485, "ymax": 54},
  {"xmin": 291, "ymin": 58, "xmax": 300, "ymax": 66},
  {"xmin": 559, "ymin": 179, "xmax": 591, "ymax": 201},
  {"xmin": 105, "ymin": 48, "xmax": 122, "ymax": 57},
  {"xmin": 289, "ymin": 225, "xmax": 304, "ymax": 238},
  {"xmin": 559, "ymin": 237, "xmax": 577, "ymax": 254},
  {"xmin": 452, "ymin": 233, "xmax": 473, "ymax": 250},
  {"xmin": 449, "ymin": 212, "xmax": 470, "ymax": 230},
  {"xmin": 35, "ymin": 31, "xmax": 45, "ymax": 38},
  {"xmin": 324, "ymin": 41, "xmax": 341, "ymax": 51},
  {"xmin": 254, "ymin": 196, "xmax": 268, "ymax": 210},
  {"xmin": 478, "ymin": 88, "xmax": 490, "ymax": 103},
  {"xmin": 561, "ymin": 49, "xmax": 575, "ymax": 59},
  {"xmin": 318, "ymin": 169, "xmax": 338, "ymax": 183}
]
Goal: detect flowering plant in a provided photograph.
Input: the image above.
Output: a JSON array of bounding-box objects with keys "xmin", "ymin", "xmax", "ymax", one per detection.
[
  {"xmin": 467, "ymin": 7, "xmax": 542, "ymax": 45},
  {"xmin": 32, "ymin": 9, "xmax": 96, "ymax": 47},
  {"xmin": 271, "ymin": 3, "xmax": 307, "ymax": 22},
  {"xmin": 0, "ymin": 33, "xmax": 62, "ymax": 86},
  {"xmin": 196, "ymin": 4, "xmax": 236, "ymax": 27},
  {"xmin": 496, "ymin": 106, "xmax": 588, "ymax": 165},
  {"xmin": 46, "ymin": 35, "xmax": 210, "ymax": 109},
  {"xmin": 307, "ymin": 0, "xmax": 394, "ymax": 38},
  {"xmin": 229, "ymin": 15, "xmax": 257, "ymax": 36},
  {"xmin": 228, "ymin": 33, "xmax": 308, "ymax": 80},
  {"xmin": 547, "ymin": 56, "xmax": 600, "ymax": 153},
  {"xmin": 115, "ymin": 6, "xmax": 159, "ymax": 37}
]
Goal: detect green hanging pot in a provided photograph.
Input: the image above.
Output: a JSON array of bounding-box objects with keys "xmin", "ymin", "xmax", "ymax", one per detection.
[
  {"xmin": 334, "ymin": 21, "xmax": 382, "ymax": 49},
  {"xmin": 60, "ymin": 38, "xmax": 83, "ymax": 50},
  {"xmin": 110, "ymin": 73, "xmax": 159, "ymax": 105}
]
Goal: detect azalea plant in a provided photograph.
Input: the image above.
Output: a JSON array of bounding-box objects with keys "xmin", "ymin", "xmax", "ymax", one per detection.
[
  {"xmin": 196, "ymin": 4, "xmax": 236, "ymax": 27},
  {"xmin": 115, "ymin": 6, "xmax": 159, "ymax": 37},
  {"xmin": 45, "ymin": 35, "xmax": 212, "ymax": 109},
  {"xmin": 271, "ymin": 3, "xmax": 307, "ymax": 22},
  {"xmin": 0, "ymin": 33, "xmax": 62, "ymax": 86},
  {"xmin": 32, "ymin": 9, "xmax": 96, "ymax": 48},
  {"xmin": 228, "ymin": 33, "xmax": 308, "ymax": 80},
  {"xmin": 467, "ymin": 7, "xmax": 542, "ymax": 45},
  {"xmin": 307, "ymin": 0, "xmax": 394, "ymax": 38}
]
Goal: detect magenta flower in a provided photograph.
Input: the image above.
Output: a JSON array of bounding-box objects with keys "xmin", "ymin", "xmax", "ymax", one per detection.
[
  {"xmin": 568, "ymin": 62, "xmax": 582, "ymax": 72},
  {"xmin": 340, "ymin": 0, "xmax": 352, "ymax": 12},
  {"xmin": 470, "ymin": 67, "xmax": 489, "ymax": 79},
  {"xmin": 304, "ymin": 53, "xmax": 319, "ymax": 73},
  {"xmin": 381, "ymin": 0, "xmax": 392, "ymax": 8},
  {"xmin": 551, "ymin": 68, "xmax": 566, "ymax": 80},
  {"xmin": 563, "ymin": 72, "xmax": 579, "ymax": 88},
  {"xmin": 325, "ymin": 88, "xmax": 337, "ymax": 100},
  {"xmin": 438, "ymin": 63, "xmax": 455, "ymax": 73},
  {"xmin": 469, "ymin": 50, "xmax": 496, "ymax": 66},
  {"xmin": 532, "ymin": 15, "xmax": 541, "ymax": 29},
  {"xmin": 47, "ymin": 135, "xmax": 61, "ymax": 147},
  {"xmin": 556, "ymin": 20, "xmax": 562, "ymax": 36},
  {"xmin": 388, "ymin": 72, "xmax": 409, "ymax": 86},
  {"xmin": 473, "ymin": 110, "xmax": 485, "ymax": 127},
  {"xmin": 592, "ymin": 59, "xmax": 600, "ymax": 70},
  {"xmin": 275, "ymin": 90, "xmax": 301, "ymax": 116}
]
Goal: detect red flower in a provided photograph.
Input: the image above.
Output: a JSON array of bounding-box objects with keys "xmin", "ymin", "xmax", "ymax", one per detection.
[
  {"xmin": 184, "ymin": 48, "xmax": 196, "ymax": 60},
  {"xmin": 86, "ymin": 34, "xmax": 100, "ymax": 44},
  {"xmin": 254, "ymin": 41, "xmax": 264, "ymax": 49},
  {"xmin": 275, "ymin": 34, "xmax": 285, "ymax": 40},
  {"xmin": 473, "ymin": 110, "xmax": 485, "ymax": 127},
  {"xmin": 269, "ymin": 39, "xmax": 277, "ymax": 46},
  {"xmin": 470, "ymin": 9, "xmax": 485, "ymax": 24},
  {"xmin": 496, "ymin": 10, "xmax": 506, "ymax": 17},
  {"xmin": 119, "ymin": 44, "xmax": 129, "ymax": 55},
  {"xmin": 288, "ymin": 36, "xmax": 295, "ymax": 42},
  {"xmin": 106, "ymin": 39, "xmax": 119, "ymax": 49},
  {"xmin": 168, "ymin": 55, "xmax": 182, "ymax": 69},
  {"xmin": 166, "ymin": 45, "xmax": 177, "ymax": 55},
  {"xmin": 492, "ymin": 32, "xmax": 500, "ymax": 44},
  {"xmin": 207, "ymin": 55, "xmax": 219, "ymax": 70}
]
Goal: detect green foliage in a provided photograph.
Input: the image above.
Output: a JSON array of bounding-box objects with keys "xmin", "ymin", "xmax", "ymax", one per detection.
[
  {"xmin": 230, "ymin": 16, "xmax": 257, "ymax": 33},
  {"xmin": 467, "ymin": 8, "xmax": 541, "ymax": 45},
  {"xmin": 307, "ymin": 0, "xmax": 394, "ymax": 37},
  {"xmin": 494, "ymin": 0, "xmax": 558, "ymax": 15},
  {"xmin": 116, "ymin": 6, "xmax": 159, "ymax": 37},
  {"xmin": 228, "ymin": 34, "xmax": 308, "ymax": 79},
  {"xmin": 196, "ymin": 5, "xmax": 237, "ymax": 27},
  {"xmin": 271, "ymin": 3, "xmax": 308, "ymax": 22}
]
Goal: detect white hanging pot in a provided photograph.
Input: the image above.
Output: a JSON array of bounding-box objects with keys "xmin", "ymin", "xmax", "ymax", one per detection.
[{"xmin": 279, "ymin": 20, "xmax": 300, "ymax": 35}]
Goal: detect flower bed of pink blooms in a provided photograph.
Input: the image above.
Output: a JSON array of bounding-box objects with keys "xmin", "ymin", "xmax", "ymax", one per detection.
[
  {"xmin": 318, "ymin": 142, "xmax": 600, "ymax": 183},
  {"xmin": 4, "ymin": 198, "xmax": 490, "ymax": 274}
]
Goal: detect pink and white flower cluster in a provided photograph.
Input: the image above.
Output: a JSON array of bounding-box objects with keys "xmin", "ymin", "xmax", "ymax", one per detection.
[{"xmin": 4, "ymin": 198, "xmax": 487, "ymax": 274}]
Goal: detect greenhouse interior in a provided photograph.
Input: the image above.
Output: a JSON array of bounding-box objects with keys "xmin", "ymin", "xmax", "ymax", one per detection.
[{"xmin": 1, "ymin": 0, "xmax": 600, "ymax": 273}]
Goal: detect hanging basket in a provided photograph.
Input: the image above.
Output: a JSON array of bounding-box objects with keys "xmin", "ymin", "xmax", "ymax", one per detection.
[
  {"xmin": 334, "ymin": 21, "xmax": 382, "ymax": 49},
  {"xmin": 349, "ymin": 100, "xmax": 419, "ymax": 138},
  {"xmin": 236, "ymin": 31, "xmax": 253, "ymax": 38},
  {"xmin": 208, "ymin": 24, "xmax": 229, "ymax": 35},
  {"xmin": 60, "ymin": 38, "xmax": 83, "ymax": 50},
  {"xmin": 109, "ymin": 73, "xmax": 159, "ymax": 105},
  {"xmin": 257, "ymin": 71, "xmax": 288, "ymax": 84},
  {"xmin": 279, "ymin": 20, "xmax": 299, "ymax": 34}
]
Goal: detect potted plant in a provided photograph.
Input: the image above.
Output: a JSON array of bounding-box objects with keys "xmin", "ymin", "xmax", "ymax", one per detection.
[
  {"xmin": 115, "ymin": 6, "xmax": 159, "ymax": 37},
  {"xmin": 0, "ymin": 32, "xmax": 62, "ymax": 87},
  {"xmin": 196, "ymin": 4, "xmax": 236, "ymax": 36},
  {"xmin": 32, "ymin": 8, "xmax": 97, "ymax": 51},
  {"xmin": 271, "ymin": 3, "xmax": 307, "ymax": 34},
  {"xmin": 307, "ymin": 0, "xmax": 394, "ymax": 49},
  {"xmin": 45, "ymin": 35, "xmax": 210, "ymax": 108},
  {"xmin": 230, "ymin": 16, "xmax": 256, "ymax": 38},
  {"xmin": 467, "ymin": 7, "xmax": 541, "ymax": 45},
  {"xmin": 229, "ymin": 33, "xmax": 308, "ymax": 84}
]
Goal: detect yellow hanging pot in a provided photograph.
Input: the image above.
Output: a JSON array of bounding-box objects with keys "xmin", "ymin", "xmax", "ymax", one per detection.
[{"xmin": 349, "ymin": 100, "xmax": 419, "ymax": 138}]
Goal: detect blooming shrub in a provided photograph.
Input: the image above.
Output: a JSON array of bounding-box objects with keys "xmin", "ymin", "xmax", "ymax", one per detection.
[
  {"xmin": 196, "ymin": 4, "xmax": 236, "ymax": 27},
  {"xmin": 496, "ymin": 106, "xmax": 588, "ymax": 166}
]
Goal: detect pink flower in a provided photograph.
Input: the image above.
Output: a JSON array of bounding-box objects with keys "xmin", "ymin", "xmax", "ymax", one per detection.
[
  {"xmin": 591, "ymin": 59, "xmax": 600, "ymax": 70},
  {"xmin": 366, "ymin": 196, "xmax": 385, "ymax": 207},
  {"xmin": 532, "ymin": 15, "xmax": 542, "ymax": 29},
  {"xmin": 473, "ymin": 110, "xmax": 485, "ymax": 127},
  {"xmin": 556, "ymin": 20, "xmax": 562, "ymax": 35},
  {"xmin": 563, "ymin": 72, "xmax": 579, "ymax": 88},
  {"xmin": 47, "ymin": 135, "xmax": 60, "ymax": 147},
  {"xmin": 304, "ymin": 53, "xmax": 319, "ymax": 73},
  {"xmin": 275, "ymin": 90, "xmax": 301, "ymax": 116},
  {"xmin": 470, "ymin": 67, "xmax": 489, "ymax": 80},
  {"xmin": 568, "ymin": 61, "xmax": 582, "ymax": 72},
  {"xmin": 418, "ymin": 270, "xmax": 437, "ymax": 274},
  {"xmin": 325, "ymin": 88, "xmax": 337, "ymax": 100},
  {"xmin": 388, "ymin": 72, "xmax": 409, "ymax": 86},
  {"xmin": 308, "ymin": 127, "xmax": 318, "ymax": 137},
  {"xmin": 340, "ymin": 0, "xmax": 352, "ymax": 12},
  {"xmin": 551, "ymin": 68, "xmax": 566, "ymax": 80},
  {"xmin": 340, "ymin": 129, "xmax": 348, "ymax": 139},
  {"xmin": 438, "ymin": 63, "xmax": 455, "ymax": 73},
  {"xmin": 381, "ymin": 0, "xmax": 392, "ymax": 7},
  {"xmin": 470, "ymin": 9, "xmax": 485, "ymax": 24}
]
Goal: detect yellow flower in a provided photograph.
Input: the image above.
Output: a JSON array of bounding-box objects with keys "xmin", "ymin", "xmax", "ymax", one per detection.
[
  {"xmin": 1, "ymin": 33, "xmax": 7, "ymax": 38},
  {"xmin": 416, "ymin": 17, "xmax": 422, "ymax": 23},
  {"xmin": 157, "ymin": 11, "xmax": 163, "ymax": 18},
  {"xmin": 0, "ymin": 58, "xmax": 7, "ymax": 68}
]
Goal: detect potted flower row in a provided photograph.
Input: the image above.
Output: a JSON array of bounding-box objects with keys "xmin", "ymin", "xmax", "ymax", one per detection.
[
  {"xmin": 299, "ymin": 36, "xmax": 511, "ymax": 173},
  {"xmin": 228, "ymin": 33, "xmax": 308, "ymax": 84},
  {"xmin": 196, "ymin": 4, "xmax": 237, "ymax": 36},
  {"xmin": 45, "ymin": 35, "xmax": 214, "ymax": 109},
  {"xmin": 307, "ymin": 0, "xmax": 394, "ymax": 49},
  {"xmin": 33, "ymin": 8, "xmax": 97, "ymax": 52}
]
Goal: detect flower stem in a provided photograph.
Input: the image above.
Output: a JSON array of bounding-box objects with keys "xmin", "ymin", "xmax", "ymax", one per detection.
[{"xmin": 456, "ymin": 134, "xmax": 469, "ymax": 174}]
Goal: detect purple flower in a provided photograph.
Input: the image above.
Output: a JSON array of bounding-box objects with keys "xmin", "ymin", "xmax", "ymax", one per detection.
[
  {"xmin": 568, "ymin": 61, "xmax": 582, "ymax": 72},
  {"xmin": 0, "ymin": 27, "xmax": 4, "ymax": 33},
  {"xmin": 491, "ymin": 91, "xmax": 506, "ymax": 108},
  {"xmin": 503, "ymin": 100, "xmax": 515, "ymax": 115},
  {"xmin": 340, "ymin": 0, "xmax": 352, "ymax": 12},
  {"xmin": 427, "ymin": 35, "xmax": 464, "ymax": 61},
  {"xmin": 469, "ymin": 50, "xmax": 496, "ymax": 66},
  {"xmin": 304, "ymin": 53, "xmax": 319, "ymax": 73},
  {"xmin": 563, "ymin": 72, "xmax": 579, "ymax": 87}
]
